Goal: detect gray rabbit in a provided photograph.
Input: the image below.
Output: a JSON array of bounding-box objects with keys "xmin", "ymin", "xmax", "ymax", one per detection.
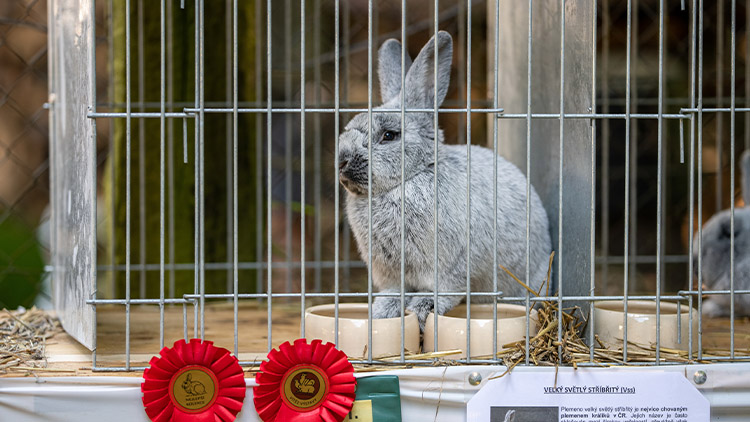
[
  {"xmin": 338, "ymin": 32, "xmax": 552, "ymax": 329},
  {"xmin": 693, "ymin": 150, "xmax": 750, "ymax": 317}
]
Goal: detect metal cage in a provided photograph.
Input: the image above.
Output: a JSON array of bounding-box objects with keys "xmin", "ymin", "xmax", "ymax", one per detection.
[{"xmin": 47, "ymin": 0, "xmax": 750, "ymax": 380}]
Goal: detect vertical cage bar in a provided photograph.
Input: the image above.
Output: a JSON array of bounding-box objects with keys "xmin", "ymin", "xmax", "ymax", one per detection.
[
  {"xmin": 432, "ymin": 0, "xmax": 440, "ymax": 355},
  {"xmin": 629, "ymin": 0, "xmax": 638, "ymax": 289},
  {"xmin": 342, "ymin": 0, "xmax": 351, "ymax": 292},
  {"xmin": 465, "ymin": 0, "xmax": 473, "ymax": 363},
  {"xmin": 697, "ymin": 0, "xmax": 705, "ymax": 359},
  {"xmin": 266, "ymin": 0, "xmax": 274, "ymax": 353},
  {"xmin": 183, "ymin": 302, "xmax": 188, "ymax": 340},
  {"xmin": 717, "ymin": 0, "xmax": 725, "ymax": 212},
  {"xmin": 523, "ymin": 0, "xmax": 533, "ymax": 367},
  {"xmin": 399, "ymin": 0, "xmax": 406, "ymax": 363},
  {"xmin": 655, "ymin": 0, "xmax": 665, "ymax": 365},
  {"xmin": 125, "ymin": 0, "xmax": 133, "ymax": 370},
  {"xmin": 556, "ymin": 0, "xmax": 566, "ymax": 359},
  {"xmin": 300, "ymin": 0, "xmax": 307, "ymax": 338},
  {"xmin": 225, "ymin": 0, "xmax": 233, "ymax": 297},
  {"xmin": 588, "ymin": 0, "xmax": 597, "ymax": 363},
  {"xmin": 193, "ymin": 0, "xmax": 200, "ymax": 339},
  {"xmin": 491, "ymin": 0, "xmax": 500, "ymax": 362},
  {"xmin": 183, "ymin": 118, "xmax": 187, "ymax": 164},
  {"xmin": 90, "ymin": 0, "xmax": 99, "ymax": 368},
  {"xmin": 622, "ymin": 0, "xmax": 633, "ymax": 363},
  {"xmin": 255, "ymin": 0, "xmax": 264, "ymax": 300},
  {"xmin": 159, "ymin": 0, "xmax": 166, "ymax": 350},
  {"xmin": 284, "ymin": 0, "xmax": 293, "ymax": 296},
  {"xmin": 681, "ymin": 118, "xmax": 686, "ymax": 165},
  {"xmin": 668, "ymin": 3, "xmax": 681, "ymax": 296},
  {"xmin": 730, "ymin": 0, "xmax": 737, "ymax": 358},
  {"xmin": 313, "ymin": 0, "xmax": 322, "ymax": 294},
  {"xmin": 660, "ymin": 5, "xmax": 668, "ymax": 297},
  {"xmin": 687, "ymin": 0, "xmax": 697, "ymax": 361},
  {"xmin": 51, "ymin": 0, "xmax": 57, "ymax": 349},
  {"xmin": 50, "ymin": 0, "xmax": 59, "ymax": 356},
  {"xmin": 367, "ymin": 0, "xmax": 374, "ymax": 364},
  {"xmin": 198, "ymin": 0, "xmax": 206, "ymax": 340},
  {"xmin": 138, "ymin": 0, "xmax": 146, "ymax": 300},
  {"xmin": 334, "ymin": 0, "xmax": 341, "ymax": 348},
  {"xmin": 457, "ymin": 1, "xmax": 466, "ymax": 146},
  {"xmin": 232, "ymin": 0, "xmax": 239, "ymax": 357},
  {"xmin": 108, "ymin": 0, "xmax": 117, "ymax": 301},
  {"xmin": 167, "ymin": 0, "xmax": 175, "ymax": 299},
  {"xmin": 601, "ymin": 0, "xmax": 610, "ymax": 293}
]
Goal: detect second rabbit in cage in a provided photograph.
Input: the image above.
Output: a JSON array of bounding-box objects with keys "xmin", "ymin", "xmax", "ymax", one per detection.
[
  {"xmin": 338, "ymin": 31, "xmax": 553, "ymax": 330},
  {"xmin": 694, "ymin": 150, "xmax": 750, "ymax": 317}
]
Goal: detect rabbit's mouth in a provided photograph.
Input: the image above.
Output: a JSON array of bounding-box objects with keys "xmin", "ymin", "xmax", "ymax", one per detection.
[
  {"xmin": 338, "ymin": 154, "xmax": 369, "ymax": 195},
  {"xmin": 339, "ymin": 173, "xmax": 368, "ymax": 195}
]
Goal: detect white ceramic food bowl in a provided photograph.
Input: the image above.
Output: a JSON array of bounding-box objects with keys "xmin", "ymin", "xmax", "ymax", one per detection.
[
  {"xmin": 304, "ymin": 303, "xmax": 420, "ymax": 358},
  {"xmin": 594, "ymin": 300, "xmax": 697, "ymax": 352},
  {"xmin": 423, "ymin": 304, "xmax": 538, "ymax": 359}
]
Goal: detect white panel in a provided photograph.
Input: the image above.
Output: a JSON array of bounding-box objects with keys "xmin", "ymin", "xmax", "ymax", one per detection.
[
  {"xmin": 48, "ymin": 0, "xmax": 96, "ymax": 350},
  {"xmin": 1, "ymin": 365, "xmax": 750, "ymax": 421}
]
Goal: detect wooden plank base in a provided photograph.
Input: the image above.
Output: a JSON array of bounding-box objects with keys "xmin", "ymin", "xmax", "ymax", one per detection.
[{"xmin": 2, "ymin": 303, "xmax": 749, "ymax": 377}]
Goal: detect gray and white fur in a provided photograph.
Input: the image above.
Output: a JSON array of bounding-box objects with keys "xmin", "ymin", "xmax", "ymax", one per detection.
[
  {"xmin": 693, "ymin": 150, "xmax": 750, "ymax": 317},
  {"xmin": 338, "ymin": 32, "xmax": 552, "ymax": 329}
]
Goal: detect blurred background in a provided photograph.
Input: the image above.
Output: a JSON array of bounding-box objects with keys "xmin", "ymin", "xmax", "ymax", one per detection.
[
  {"xmin": 0, "ymin": 0, "xmax": 49, "ymax": 309},
  {"xmin": 1, "ymin": 0, "xmax": 748, "ymax": 309}
]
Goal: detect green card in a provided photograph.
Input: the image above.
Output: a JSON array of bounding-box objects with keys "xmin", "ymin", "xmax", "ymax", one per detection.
[{"xmin": 346, "ymin": 375, "xmax": 402, "ymax": 422}]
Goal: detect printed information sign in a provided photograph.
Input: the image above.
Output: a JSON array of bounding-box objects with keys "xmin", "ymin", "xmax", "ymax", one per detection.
[{"xmin": 467, "ymin": 371, "xmax": 709, "ymax": 422}]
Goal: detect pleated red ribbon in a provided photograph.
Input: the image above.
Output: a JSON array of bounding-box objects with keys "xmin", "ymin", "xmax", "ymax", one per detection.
[
  {"xmin": 253, "ymin": 339, "xmax": 356, "ymax": 422},
  {"xmin": 141, "ymin": 338, "xmax": 246, "ymax": 422}
]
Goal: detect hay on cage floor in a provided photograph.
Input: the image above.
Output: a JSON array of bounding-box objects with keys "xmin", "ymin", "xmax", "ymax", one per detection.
[{"xmin": 0, "ymin": 307, "xmax": 62, "ymax": 373}]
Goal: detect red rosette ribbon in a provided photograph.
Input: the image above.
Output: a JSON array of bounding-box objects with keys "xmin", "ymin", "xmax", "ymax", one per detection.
[
  {"xmin": 253, "ymin": 339, "xmax": 356, "ymax": 422},
  {"xmin": 141, "ymin": 338, "xmax": 247, "ymax": 422}
]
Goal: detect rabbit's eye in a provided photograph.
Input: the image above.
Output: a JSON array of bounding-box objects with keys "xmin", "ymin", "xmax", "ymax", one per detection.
[{"xmin": 381, "ymin": 130, "xmax": 399, "ymax": 142}]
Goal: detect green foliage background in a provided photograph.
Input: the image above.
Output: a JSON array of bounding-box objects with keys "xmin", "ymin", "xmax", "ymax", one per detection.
[{"xmin": 0, "ymin": 215, "xmax": 44, "ymax": 308}]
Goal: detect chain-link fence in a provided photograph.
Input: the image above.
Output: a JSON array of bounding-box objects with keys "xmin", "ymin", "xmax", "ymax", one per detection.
[{"xmin": 0, "ymin": 0, "xmax": 50, "ymax": 309}]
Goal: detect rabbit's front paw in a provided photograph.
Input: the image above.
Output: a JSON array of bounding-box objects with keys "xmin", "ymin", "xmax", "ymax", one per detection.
[
  {"xmin": 372, "ymin": 296, "xmax": 405, "ymax": 319},
  {"xmin": 407, "ymin": 297, "xmax": 435, "ymax": 331},
  {"xmin": 408, "ymin": 296, "xmax": 463, "ymax": 331}
]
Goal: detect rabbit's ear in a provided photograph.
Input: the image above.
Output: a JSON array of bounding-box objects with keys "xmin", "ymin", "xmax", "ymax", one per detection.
[
  {"xmin": 741, "ymin": 150, "xmax": 750, "ymax": 206},
  {"xmin": 404, "ymin": 31, "xmax": 453, "ymax": 108},
  {"xmin": 379, "ymin": 39, "xmax": 412, "ymax": 102},
  {"xmin": 186, "ymin": 374, "xmax": 192, "ymax": 381}
]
